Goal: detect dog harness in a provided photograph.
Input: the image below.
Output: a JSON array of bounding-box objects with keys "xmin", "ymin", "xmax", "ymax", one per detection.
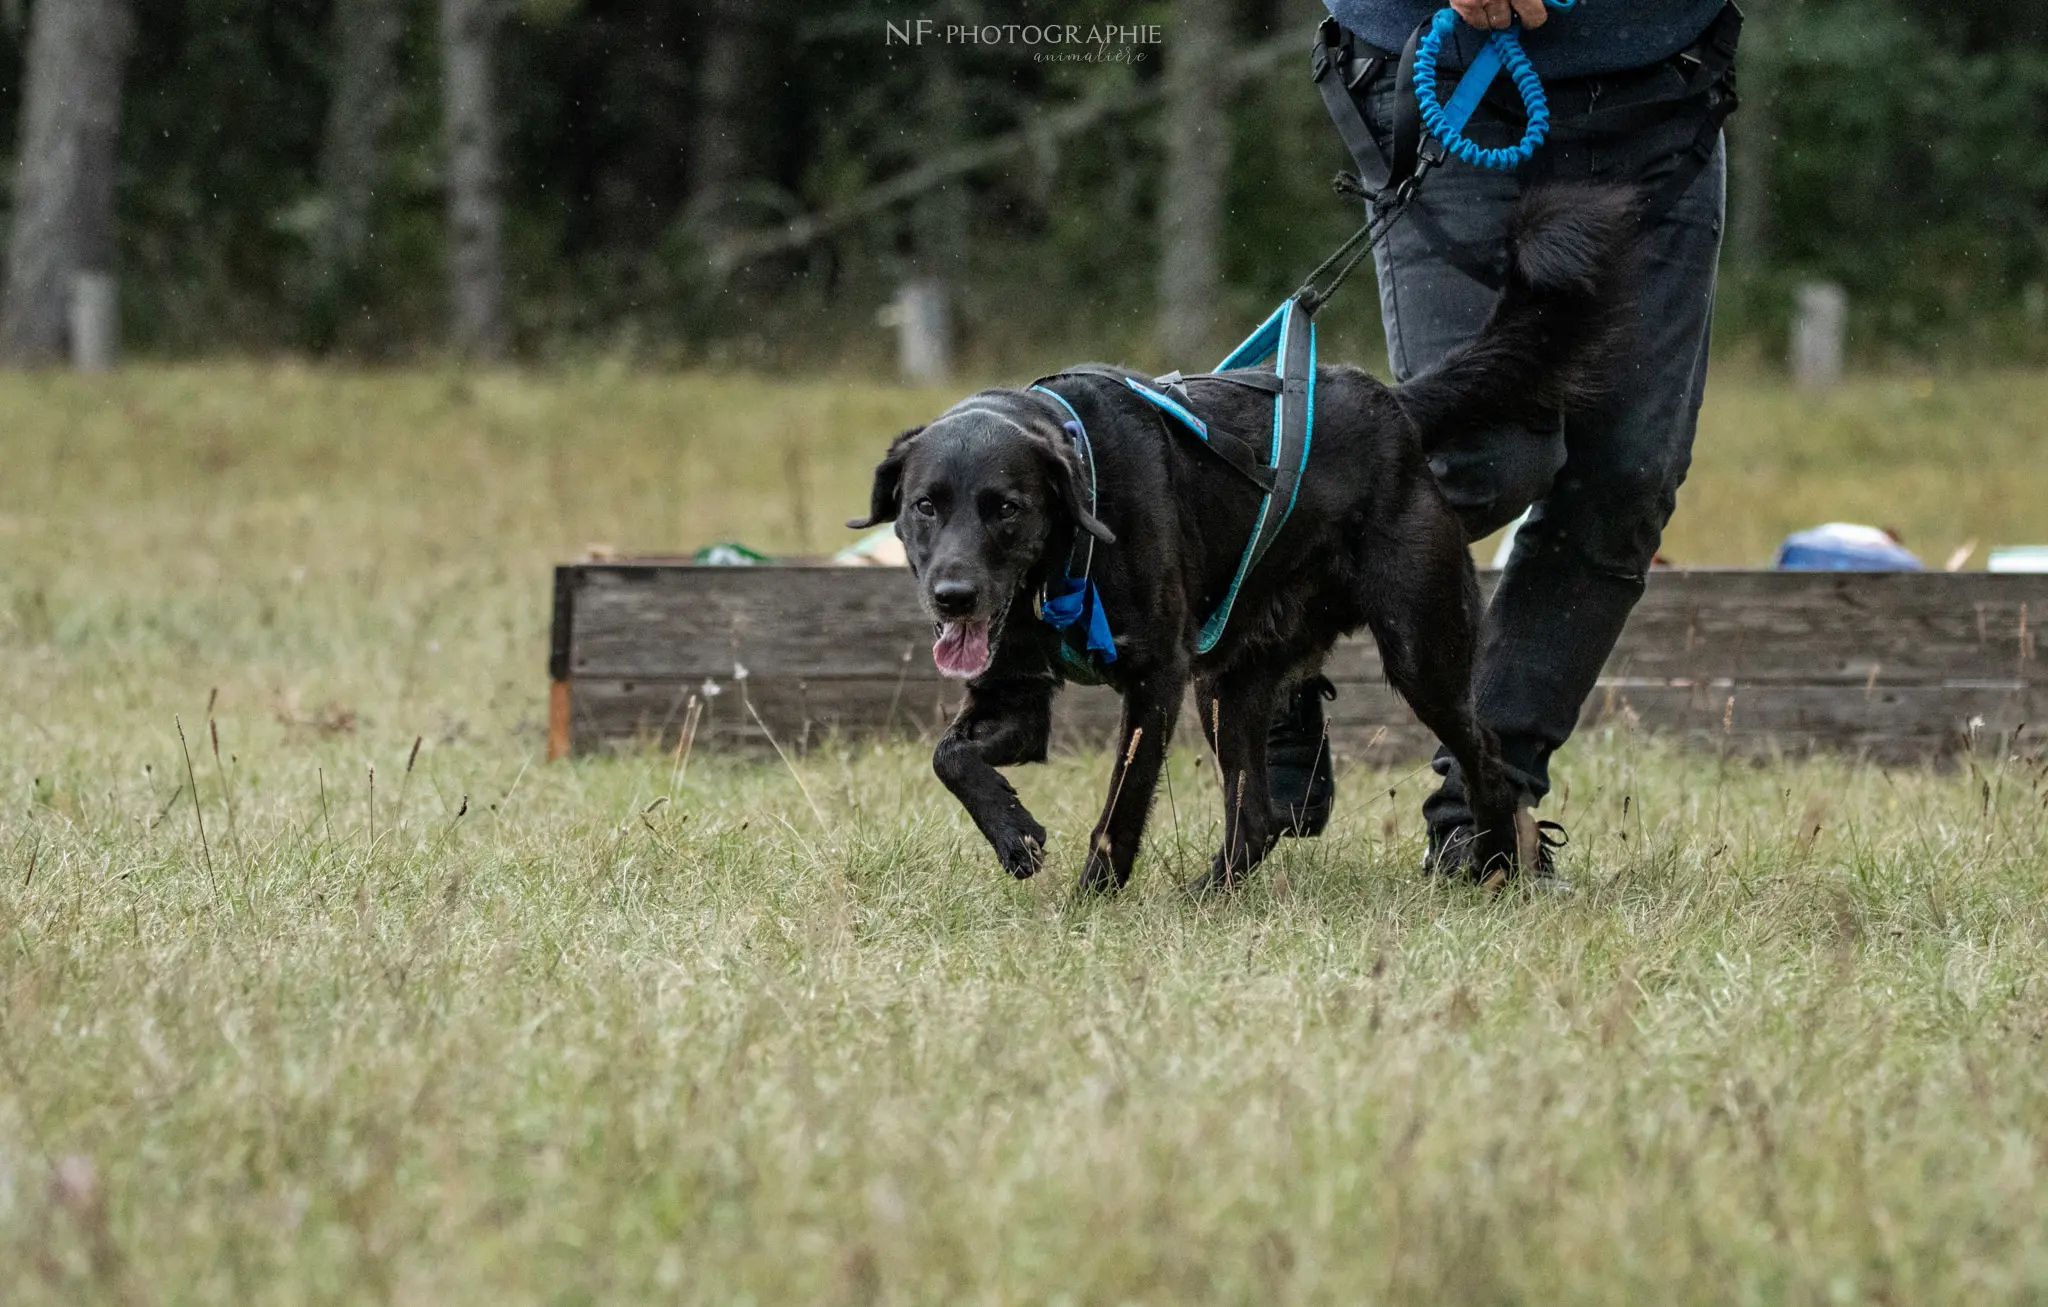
[
  {"xmin": 1032, "ymin": 339, "xmax": 1314, "ymax": 667},
  {"xmin": 1129, "ymin": 304, "xmax": 1317, "ymax": 655}
]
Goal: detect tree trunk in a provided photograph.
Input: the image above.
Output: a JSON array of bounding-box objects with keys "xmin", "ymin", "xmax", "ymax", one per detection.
[
  {"xmin": 441, "ymin": 0, "xmax": 506, "ymax": 358},
  {"xmin": 1156, "ymin": 0, "xmax": 1233, "ymax": 364},
  {"xmin": 689, "ymin": 0, "xmax": 771, "ymax": 240},
  {"xmin": 0, "ymin": 0, "xmax": 134, "ymax": 366},
  {"xmin": 896, "ymin": 44, "xmax": 967, "ymax": 375},
  {"xmin": 312, "ymin": 0, "xmax": 406, "ymax": 340}
]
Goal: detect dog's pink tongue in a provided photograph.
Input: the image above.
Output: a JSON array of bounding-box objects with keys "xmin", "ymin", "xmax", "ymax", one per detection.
[{"xmin": 933, "ymin": 619, "xmax": 992, "ymax": 680}]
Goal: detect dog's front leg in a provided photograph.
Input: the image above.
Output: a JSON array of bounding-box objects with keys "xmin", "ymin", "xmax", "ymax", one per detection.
[
  {"xmin": 1075, "ymin": 662, "xmax": 1188, "ymax": 894},
  {"xmin": 1189, "ymin": 663, "xmax": 1287, "ymax": 893},
  {"xmin": 933, "ymin": 676, "xmax": 1055, "ymax": 879}
]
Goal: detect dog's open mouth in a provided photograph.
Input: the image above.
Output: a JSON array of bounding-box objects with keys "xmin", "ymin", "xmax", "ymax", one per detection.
[
  {"xmin": 932, "ymin": 601, "xmax": 1009, "ymax": 680},
  {"xmin": 933, "ymin": 618, "xmax": 992, "ymax": 679}
]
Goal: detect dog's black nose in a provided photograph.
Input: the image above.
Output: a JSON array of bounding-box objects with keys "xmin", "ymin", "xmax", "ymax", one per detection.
[{"xmin": 932, "ymin": 579, "xmax": 978, "ymax": 617}]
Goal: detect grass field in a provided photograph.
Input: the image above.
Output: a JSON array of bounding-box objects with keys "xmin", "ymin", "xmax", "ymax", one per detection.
[{"xmin": 6, "ymin": 363, "xmax": 2048, "ymax": 1303}]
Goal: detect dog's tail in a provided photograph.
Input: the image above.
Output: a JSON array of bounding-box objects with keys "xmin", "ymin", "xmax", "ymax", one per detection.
[{"xmin": 1394, "ymin": 184, "xmax": 1636, "ymax": 450}]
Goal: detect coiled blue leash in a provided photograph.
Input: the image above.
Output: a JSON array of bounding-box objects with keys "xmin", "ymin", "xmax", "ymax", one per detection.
[
  {"xmin": 1292, "ymin": 0, "xmax": 1574, "ymax": 313},
  {"xmin": 1413, "ymin": 0, "xmax": 1574, "ymax": 170}
]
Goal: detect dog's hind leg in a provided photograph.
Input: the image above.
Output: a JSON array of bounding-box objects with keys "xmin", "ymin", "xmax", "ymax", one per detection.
[
  {"xmin": 1075, "ymin": 661, "xmax": 1188, "ymax": 894},
  {"xmin": 1364, "ymin": 513, "xmax": 1525, "ymax": 882},
  {"xmin": 934, "ymin": 676, "xmax": 1056, "ymax": 880},
  {"xmin": 1186, "ymin": 661, "xmax": 1289, "ymax": 894}
]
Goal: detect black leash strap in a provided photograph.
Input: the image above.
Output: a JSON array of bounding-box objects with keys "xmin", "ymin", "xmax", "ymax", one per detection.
[
  {"xmin": 1311, "ymin": 19, "xmax": 1390, "ymax": 190},
  {"xmin": 1303, "ymin": 17, "xmax": 1454, "ymax": 314}
]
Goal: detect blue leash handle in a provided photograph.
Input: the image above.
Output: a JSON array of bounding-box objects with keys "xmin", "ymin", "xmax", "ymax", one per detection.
[{"xmin": 1414, "ymin": 0, "xmax": 1573, "ymax": 170}]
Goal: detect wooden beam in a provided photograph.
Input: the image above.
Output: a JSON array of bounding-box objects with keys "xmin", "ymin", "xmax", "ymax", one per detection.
[{"xmin": 549, "ymin": 565, "xmax": 2048, "ymax": 764}]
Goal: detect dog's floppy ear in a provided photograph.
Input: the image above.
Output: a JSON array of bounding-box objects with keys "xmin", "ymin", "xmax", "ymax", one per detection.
[
  {"xmin": 846, "ymin": 426, "xmax": 924, "ymax": 529},
  {"xmin": 1037, "ymin": 426, "xmax": 1116, "ymax": 545}
]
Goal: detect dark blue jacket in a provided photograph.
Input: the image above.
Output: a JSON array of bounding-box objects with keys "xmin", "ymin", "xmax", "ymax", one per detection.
[{"xmin": 1325, "ymin": 0, "xmax": 1724, "ymax": 79}]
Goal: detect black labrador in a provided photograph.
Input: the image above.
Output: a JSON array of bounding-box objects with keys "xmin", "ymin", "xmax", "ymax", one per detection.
[{"xmin": 851, "ymin": 186, "xmax": 1635, "ymax": 894}]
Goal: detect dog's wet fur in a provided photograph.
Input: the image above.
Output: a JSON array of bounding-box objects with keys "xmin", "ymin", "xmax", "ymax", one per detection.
[{"xmin": 851, "ymin": 186, "xmax": 1636, "ymax": 894}]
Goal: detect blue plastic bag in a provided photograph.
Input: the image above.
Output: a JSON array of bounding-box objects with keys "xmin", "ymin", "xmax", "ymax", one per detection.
[{"xmin": 1774, "ymin": 523, "xmax": 1923, "ymax": 571}]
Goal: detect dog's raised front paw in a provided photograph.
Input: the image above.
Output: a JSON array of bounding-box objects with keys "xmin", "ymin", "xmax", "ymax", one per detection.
[{"xmin": 994, "ymin": 818, "xmax": 1047, "ymax": 880}]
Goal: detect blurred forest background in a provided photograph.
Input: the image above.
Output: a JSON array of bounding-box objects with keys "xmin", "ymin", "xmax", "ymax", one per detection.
[{"xmin": 0, "ymin": 0, "xmax": 2043, "ymax": 373}]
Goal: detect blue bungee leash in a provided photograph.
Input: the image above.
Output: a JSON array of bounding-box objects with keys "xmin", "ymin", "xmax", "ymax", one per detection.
[{"xmin": 1414, "ymin": 0, "xmax": 1573, "ymax": 172}]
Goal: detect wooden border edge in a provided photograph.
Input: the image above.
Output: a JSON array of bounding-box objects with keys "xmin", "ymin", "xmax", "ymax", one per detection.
[{"xmin": 548, "ymin": 679, "xmax": 572, "ymax": 761}]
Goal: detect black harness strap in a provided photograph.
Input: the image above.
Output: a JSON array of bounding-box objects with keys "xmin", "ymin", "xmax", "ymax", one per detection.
[
  {"xmin": 1036, "ymin": 367, "xmax": 1277, "ymax": 495},
  {"xmin": 1312, "ymin": 19, "xmax": 1392, "ymax": 191},
  {"xmin": 1177, "ymin": 371, "xmax": 1282, "ymax": 395},
  {"xmin": 1120, "ymin": 373, "xmax": 1279, "ymax": 494},
  {"xmin": 1632, "ymin": 3, "xmax": 1743, "ymax": 222},
  {"xmin": 1196, "ymin": 297, "xmax": 1318, "ymax": 653}
]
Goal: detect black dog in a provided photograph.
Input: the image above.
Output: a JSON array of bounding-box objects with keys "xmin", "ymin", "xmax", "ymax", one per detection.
[{"xmin": 851, "ymin": 186, "xmax": 1634, "ymax": 894}]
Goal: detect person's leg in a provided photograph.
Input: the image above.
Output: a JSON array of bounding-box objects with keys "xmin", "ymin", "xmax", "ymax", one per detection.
[
  {"xmin": 1425, "ymin": 138, "xmax": 1727, "ymax": 855},
  {"xmin": 1488, "ymin": 139, "xmax": 1724, "ymax": 784}
]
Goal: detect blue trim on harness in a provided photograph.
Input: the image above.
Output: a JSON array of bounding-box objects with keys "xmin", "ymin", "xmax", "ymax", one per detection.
[
  {"xmin": 1216, "ymin": 300, "xmax": 1287, "ymax": 373},
  {"xmin": 1121, "ymin": 377, "xmax": 1208, "ymax": 439},
  {"xmin": 1027, "ymin": 385, "xmax": 1117, "ymax": 668},
  {"xmin": 1195, "ymin": 296, "xmax": 1316, "ymax": 655},
  {"xmin": 1299, "ymin": 326, "xmax": 1316, "ymax": 527}
]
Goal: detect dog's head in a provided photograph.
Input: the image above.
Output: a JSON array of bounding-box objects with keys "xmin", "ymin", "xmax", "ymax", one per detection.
[{"xmin": 848, "ymin": 390, "xmax": 1114, "ymax": 680}]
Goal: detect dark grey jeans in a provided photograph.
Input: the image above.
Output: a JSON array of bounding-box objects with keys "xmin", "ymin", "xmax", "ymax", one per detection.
[{"xmin": 1356, "ymin": 65, "xmax": 1726, "ymax": 831}]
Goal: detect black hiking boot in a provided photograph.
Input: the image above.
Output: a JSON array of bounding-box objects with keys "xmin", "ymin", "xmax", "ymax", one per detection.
[{"xmin": 1267, "ymin": 674, "xmax": 1337, "ymax": 837}]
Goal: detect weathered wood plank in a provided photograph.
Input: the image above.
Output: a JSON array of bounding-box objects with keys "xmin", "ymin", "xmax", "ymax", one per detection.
[
  {"xmin": 566, "ymin": 671, "xmax": 2035, "ymax": 766},
  {"xmin": 557, "ymin": 565, "xmax": 2048, "ymax": 762},
  {"xmin": 565, "ymin": 566, "xmax": 2048, "ymax": 688},
  {"xmin": 569, "ymin": 675, "xmax": 1128, "ymax": 755},
  {"xmin": 1553, "ymin": 570, "xmax": 2042, "ymax": 686},
  {"xmin": 566, "ymin": 565, "xmax": 930, "ymax": 680}
]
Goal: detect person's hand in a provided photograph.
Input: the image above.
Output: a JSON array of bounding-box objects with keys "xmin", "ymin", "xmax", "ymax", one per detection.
[{"xmin": 1449, "ymin": 0, "xmax": 1549, "ymax": 30}]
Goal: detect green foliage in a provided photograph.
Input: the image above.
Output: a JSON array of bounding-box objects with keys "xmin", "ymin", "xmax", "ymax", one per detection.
[
  {"xmin": 0, "ymin": 0, "xmax": 2042, "ymax": 361},
  {"xmin": 1729, "ymin": 0, "xmax": 2048, "ymax": 357}
]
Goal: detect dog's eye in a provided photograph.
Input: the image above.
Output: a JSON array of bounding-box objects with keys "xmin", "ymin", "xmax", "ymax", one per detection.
[
  {"xmin": 912, "ymin": 497, "xmax": 937, "ymax": 519},
  {"xmin": 997, "ymin": 500, "xmax": 1021, "ymax": 520}
]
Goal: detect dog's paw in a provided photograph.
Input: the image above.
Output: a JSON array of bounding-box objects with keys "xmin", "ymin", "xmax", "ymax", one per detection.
[
  {"xmin": 994, "ymin": 818, "xmax": 1047, "ymax": 880},
  {"xmin": 1074, "ymin": 832, "xmax": 1124, "ymax": 895}
]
